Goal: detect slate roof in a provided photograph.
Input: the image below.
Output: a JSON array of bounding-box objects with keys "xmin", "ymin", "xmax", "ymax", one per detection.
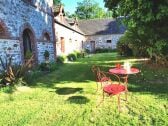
[
  {"xmin": 78, "ymin": 18, "xmax": 126, "ymax": 35},
  {"xmin": 54, "ymin": 18, "xmax": 85, "ymax": 35}
]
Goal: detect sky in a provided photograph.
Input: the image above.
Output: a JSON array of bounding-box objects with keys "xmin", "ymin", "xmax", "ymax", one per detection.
[{"xmin": 61, "ymin": 0, "xmax": 106, "ymax": 14}]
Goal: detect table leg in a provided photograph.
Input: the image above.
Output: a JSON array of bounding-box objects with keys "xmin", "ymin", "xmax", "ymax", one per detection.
[{"xmin": 121, "ymin": 75, "xmax": 128, "ymax": 101}]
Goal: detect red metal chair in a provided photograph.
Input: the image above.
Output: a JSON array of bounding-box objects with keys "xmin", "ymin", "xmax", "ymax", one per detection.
[
  {"xmin": 98, "ymin": 71, "xmax": 127, "ymax": 111},
  {"xmin": 91, "ymin": 65, "xmax": 102, "ymax": 91}
]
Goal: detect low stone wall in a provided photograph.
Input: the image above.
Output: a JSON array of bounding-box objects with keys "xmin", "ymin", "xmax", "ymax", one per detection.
[
  {"xmin": 0, "ymin": 39, "xmax": 22, "ymax": 64},
  {"xmin": 37, "ymin": 42, "xmax": 55, "ymax": 63}
]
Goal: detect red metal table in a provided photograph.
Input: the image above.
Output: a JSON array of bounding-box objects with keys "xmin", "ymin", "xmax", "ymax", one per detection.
[{"xmin": 109, "ymin": 67, "xmax": 140, "ymax": 99}]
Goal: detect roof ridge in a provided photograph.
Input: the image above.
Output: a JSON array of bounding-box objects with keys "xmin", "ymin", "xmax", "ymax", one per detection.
[{"xmin": 79, "ymin": 18, "xmax": 115, "ymax": 22}]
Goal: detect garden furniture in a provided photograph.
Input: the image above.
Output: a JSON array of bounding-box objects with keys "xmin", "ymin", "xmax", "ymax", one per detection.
[
  {"xmin": 91, "ymin": 65, "xmax": 102, "ymax": 91},
  {"xmin": 109, "ymin": 66, "xmax": 140, "ymax": 100},
  {"xmin": 97, "ymin": 70, "xmax": 127, "ymax": 111}
]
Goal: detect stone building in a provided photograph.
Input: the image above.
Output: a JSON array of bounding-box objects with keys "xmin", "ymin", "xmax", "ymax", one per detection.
[
  {"xmin": 0, "ymin": 0, "xmax": 55, "ymax": 65},
  {"xmin": 53, "ymin": 5, "xmax": 85, "ymax": 56},
  {"xmin": 53, "ymin": 6, "xmax": 126, "ymax": 56},
  {"xmin": 78, "ymin": 18, "xmax": 126, "ymax": 53},
  {"xmin": 0, "ymin": 1, "xmax": 126, "ymax": 68}
]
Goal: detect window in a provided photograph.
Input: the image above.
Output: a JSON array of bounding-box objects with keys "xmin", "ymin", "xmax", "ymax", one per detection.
[
  {"xmin": 44, "ymin": 33, "xmax": 50, "ymax": 42},
  {"xmin": 106, "ymin": 40, "xmax": 112, "ymax": 43},
  {"xmin": 69, "ymin": 38, "xmax": 72, "ymax": 43}
]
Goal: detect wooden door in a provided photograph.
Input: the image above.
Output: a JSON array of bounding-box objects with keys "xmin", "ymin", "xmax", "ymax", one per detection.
[
  {"xmin": 61, "ymin": 37, "xmax": 65, "ymax": 53},
  {"xmin": 90, "ymin": 41, "xmax": 95, "ymax": 53}
]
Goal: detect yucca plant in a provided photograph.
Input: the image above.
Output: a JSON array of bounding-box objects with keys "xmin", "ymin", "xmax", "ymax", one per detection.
[{"xmin": 0, "ymin": 55, "xmax": 34, "ymax": 87}]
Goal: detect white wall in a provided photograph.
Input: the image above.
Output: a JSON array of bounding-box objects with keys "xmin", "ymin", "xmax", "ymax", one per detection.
[{"xmin": 55, "ymin": 23, "xmax": 86, "ymax": 56}]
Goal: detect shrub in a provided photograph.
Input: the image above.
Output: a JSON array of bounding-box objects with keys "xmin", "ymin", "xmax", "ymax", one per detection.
[
  {"xmin": 0, "ymin": 55, "xmax": 34, "ymax": 87},
  {"xmin": 44, "ymin": 50, "xmax": 50, "ymax": 58},
  {"xmin": 95, "ymin": 48, "xmax": 114, "ymax": 53},
  {"xmin": 117, "ymin": 35, "xmax": 133, "ymax": 56},
  {"xmin": 57, "ymin": 55, "xmax": 66, "ymax": 64},
  {"xmin": 25, "ymin": 51, "xmax": 33, "ymax": 59},
  {"xmin": 67, "ymin": 53, "xmax": 77, "ymax": 61},
  {"xmin": 74, "ymin": 51, "xmax": 84, "ymax": 58},
  {"xmin": 84, "ymin": 48, "xmax": 90, "ymax": 54},
  {"xmin": 39, "ymin": 62, "xmax": 50, "ymax": 71}
]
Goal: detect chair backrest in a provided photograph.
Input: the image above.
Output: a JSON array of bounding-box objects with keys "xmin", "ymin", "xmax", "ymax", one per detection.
[
  {"xmin": 91, "ymin": 65, "xmax": 121, "ymax": 85},
  {"xmin": 97, "ymin": 71, "xmax": 112, "ymax": 85},
  {"xmin": 91, "ymin": 65, "xmax": 101, "ymax": 82}
]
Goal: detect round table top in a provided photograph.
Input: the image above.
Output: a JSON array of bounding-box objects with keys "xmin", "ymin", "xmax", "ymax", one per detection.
[{"xmin": 109, "ymin": 67, "xmax": 140, "ymax": 75}]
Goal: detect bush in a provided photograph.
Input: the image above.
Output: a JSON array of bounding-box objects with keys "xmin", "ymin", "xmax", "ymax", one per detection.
[
  {"xmin": 95, "ymin": 48, "xmax": 114, "ymax": 53},
  {"xmin": 57, "ymin": 55, "xmax": 66, "ymax": 64},
  {"xmin": 0, "ymin": 55, "xmax": 34, "ymax": 87},
  {"xmin": 117, "ymin": 35, "xmax": 133, "ymax": 56},
  {"xmin": 84, "ymin": 48, "xmax": 90, "ymax": 54},
  {"xmin": 44, "ymin": 50, "xmax": 50, "ymax": 58},
  {"xmin": 74, "ymin": 51, "xmax": 84, "ymax": 58},
  {"xmin": 39, "ymin": 62, "xmax": 50, "ymax": 71},
  {"xmin": 67, "ymin": 53, "xmax": 77, "ymax": 61}
]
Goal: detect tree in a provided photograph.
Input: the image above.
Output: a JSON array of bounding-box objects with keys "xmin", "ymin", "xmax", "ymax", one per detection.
[
  {"xmin": 75, "ymin": 0, "xmax": 106, "ymax": 19},
  {"xmin": 53, "ymin": 0, "xmax": 62, "ymax": 5},
  {"xmin": 104, "ymin": 0, "xmax": 168, "ymax": 65}
]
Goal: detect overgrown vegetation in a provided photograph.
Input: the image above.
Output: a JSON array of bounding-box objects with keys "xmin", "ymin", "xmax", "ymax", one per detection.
[{"xmin": 0, "ymin": 55, "xmax": 34, "ymax": 87}]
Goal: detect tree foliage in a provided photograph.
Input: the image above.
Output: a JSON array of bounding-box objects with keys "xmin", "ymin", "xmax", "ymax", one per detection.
[
  {"xmin": 75, "ymin": 0, "xmax": 107, "ymax": 19},
  {"xmin": 104, "ymin": 0, "xmax": 168, "ymax": 65},
  {"xmin": 53, "ymin": 0, "xmax": 62, "ymax": 5}
]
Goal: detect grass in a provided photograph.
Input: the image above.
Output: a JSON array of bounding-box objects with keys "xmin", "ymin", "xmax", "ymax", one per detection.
[{"xmin": 0, "ymin": 52, "xmax": 168, "ymax": 126}]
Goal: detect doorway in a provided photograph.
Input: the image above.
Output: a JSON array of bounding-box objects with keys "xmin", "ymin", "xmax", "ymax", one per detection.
[
  {"xmin": 22, "ymin": 29, "xmax": 35, "ymax": 65},
  {"xmin": 90, "ymin": 41, "xmax": 95, "ymax": 53},
  {"xmin": 61, "ymin": 37, "xmax": 65, "ymax": 53}
]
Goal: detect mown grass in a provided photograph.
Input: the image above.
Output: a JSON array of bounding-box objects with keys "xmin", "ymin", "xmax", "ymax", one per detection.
[{"xmin": 0, "ymin": 53, "xmax": 168, "ymax": 126}]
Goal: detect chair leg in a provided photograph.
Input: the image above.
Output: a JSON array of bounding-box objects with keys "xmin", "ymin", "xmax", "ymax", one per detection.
[
  {"xmin": 117, "ymin": 94, "xmax": 121, "ymax": 112},
  {"xmin": 125, "ymin": 91, "xmax": 128, "ymax": 101},
  {"xmin": 96, "ymin": 91, "xmax": 104, "ymax": 107},
  {"xmin": 96, "ymin": 82, "xmax": 98, "ymax": 92}
]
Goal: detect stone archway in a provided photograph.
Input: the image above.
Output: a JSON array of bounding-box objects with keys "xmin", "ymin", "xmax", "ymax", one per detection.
[{"xmin": 20, "ymin": 23, "xmax": 37, "ymax": 64}]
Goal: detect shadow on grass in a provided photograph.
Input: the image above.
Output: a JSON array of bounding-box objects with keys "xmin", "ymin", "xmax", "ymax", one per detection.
[
  {"xmin": 66, "ymin": 96, "xmax": 90, "ymax": 104},
  {"xmin": 24, "ymin": 53, "xmax": 168, "ymax": 99},
  {"xmin": 55, "ymin": 87, "xmax": 83, "ymax": 95}
]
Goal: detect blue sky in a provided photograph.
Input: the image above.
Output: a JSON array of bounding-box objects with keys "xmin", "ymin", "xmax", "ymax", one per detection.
[{"xmin": 61, "ymin": 0, "xmax": 106, "ymax": 14}]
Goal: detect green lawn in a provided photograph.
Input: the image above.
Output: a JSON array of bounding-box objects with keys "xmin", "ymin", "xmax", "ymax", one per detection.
[{"xmin": 0, "ymin": 53, "xmax": 168, "ymax": 126}]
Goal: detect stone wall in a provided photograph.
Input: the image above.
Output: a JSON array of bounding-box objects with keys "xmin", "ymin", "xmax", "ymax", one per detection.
[
  {"xmin": 0, "ymin": 0, "xmax": 54, "ymax": 39},
  {"xmin": 0, "ymin": 39, "xmax": 22, "ymax": 71},
  {"xmin": 0, "ymin": 0, "xmax": 55, "ymax": 63},
  {"xmin": 85, "ymin": 34, "xmax": 123, "ymax": 51},
  {"xmin": 37, "ymin": 42, "xmax": 55, "ymax": 63}
]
